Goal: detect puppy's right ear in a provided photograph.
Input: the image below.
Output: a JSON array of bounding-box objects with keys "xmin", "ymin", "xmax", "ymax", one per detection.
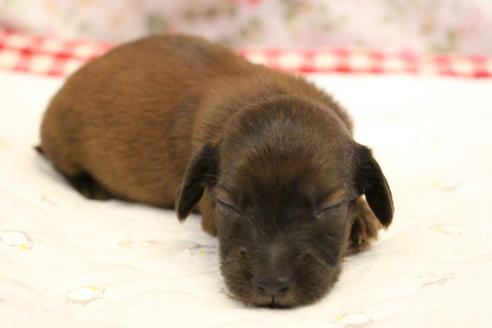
[{"xmin": 176, "ymin": 143, "xmax": 219, "ymax": 221}]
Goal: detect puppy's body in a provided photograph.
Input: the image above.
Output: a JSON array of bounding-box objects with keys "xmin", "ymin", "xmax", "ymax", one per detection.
[
  {"xmin": 40, "ymin": 35, "xmax": 393, "ymax": 307},
  {"xmin": 42, "ymin": 35, "xmax": 350, "ymax": 207}
]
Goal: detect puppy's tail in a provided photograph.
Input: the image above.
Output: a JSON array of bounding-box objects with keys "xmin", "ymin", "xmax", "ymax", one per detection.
[{"xmin": 34, "ymin": 145, "xmax": 45, "ymax": 156}]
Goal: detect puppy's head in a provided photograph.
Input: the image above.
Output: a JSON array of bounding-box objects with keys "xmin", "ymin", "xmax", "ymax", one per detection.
[{"xmin": 176, "ymin": 96, "xmax": 393, "ymax": 307}]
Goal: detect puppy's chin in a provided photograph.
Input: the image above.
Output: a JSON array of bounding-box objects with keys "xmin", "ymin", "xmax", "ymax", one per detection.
[{"xmin": 220, "ymin": 255, "xmax": 342, "ymax": 308}]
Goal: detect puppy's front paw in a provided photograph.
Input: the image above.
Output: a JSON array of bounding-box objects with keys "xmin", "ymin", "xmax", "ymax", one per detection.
[{"xmin": 347, "ymin": 197, "xmax": 383, "ymax": 254}]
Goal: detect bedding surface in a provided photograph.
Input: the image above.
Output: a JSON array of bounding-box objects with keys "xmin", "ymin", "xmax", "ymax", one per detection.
[{"xmin": 1, "ymin": 70, "xmax": 491, "ymax": 327}]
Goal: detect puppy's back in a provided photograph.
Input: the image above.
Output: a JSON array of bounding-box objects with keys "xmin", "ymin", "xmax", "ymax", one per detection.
[
  {"xmin": 40, "ymin": 34, "xmax": 352, "ymax": 208},
  {"xmin": 40, "ymin": 35, "xmax": 254, "ymax": 205}
]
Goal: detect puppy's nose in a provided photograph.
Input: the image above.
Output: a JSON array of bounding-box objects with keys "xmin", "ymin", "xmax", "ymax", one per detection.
[{"xmin": 253, "ymin": 275, "xmax": 292, "ymax": 297}]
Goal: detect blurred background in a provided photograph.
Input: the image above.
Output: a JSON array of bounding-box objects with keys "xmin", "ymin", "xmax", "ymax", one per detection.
[{"xmin": 1, "ymin": 0, "xmax": 492, "ymax": 55}]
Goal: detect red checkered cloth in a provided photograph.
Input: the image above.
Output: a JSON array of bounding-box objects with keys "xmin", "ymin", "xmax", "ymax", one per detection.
[{"xmin": 1, "ymin": 28, "xmax": 492, "ymax": 78}]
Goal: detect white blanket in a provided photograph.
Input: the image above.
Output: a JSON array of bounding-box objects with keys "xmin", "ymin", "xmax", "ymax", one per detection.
[{"xmin": 1, "ymin": 70, "xmax": 491, "ymax": 327}]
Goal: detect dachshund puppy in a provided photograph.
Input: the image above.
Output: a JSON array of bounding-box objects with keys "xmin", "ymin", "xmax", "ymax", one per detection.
[{"xmin": 38, "ymin": 35, "xmax": 393, "ymax": 308}]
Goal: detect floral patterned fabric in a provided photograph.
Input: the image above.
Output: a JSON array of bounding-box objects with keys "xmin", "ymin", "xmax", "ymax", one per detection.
[{"xmin": 0, "ymin": 0, "xmax": 492, "ymax": 55}]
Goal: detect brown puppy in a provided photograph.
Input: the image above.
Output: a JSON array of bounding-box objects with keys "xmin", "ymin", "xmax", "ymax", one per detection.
[{"xmin": 38, "ymin": 34, "xmax": 393, "ymax": 308}]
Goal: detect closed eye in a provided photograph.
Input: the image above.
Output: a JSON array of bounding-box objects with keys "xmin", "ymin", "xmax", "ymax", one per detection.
[
  {"xmin": 315, "ymin": 203, "xmax": 344, "ymax": 217},
  {"xmin": 216, "ymin": 198, "xmax": 240, "ymax": 214},
  {"xmin": 315, "ymin": 198, "xmax": 354, "ymax": 218}
]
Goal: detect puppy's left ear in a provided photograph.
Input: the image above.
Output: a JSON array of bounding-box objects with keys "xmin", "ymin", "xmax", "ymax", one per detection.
[
  {"xmin": 176, "ymin": 143, "xmax": 219, "ymax": 221},
  {"xmin": 355, "ymin": 144, "xmax": 394, "ymax": 227}
]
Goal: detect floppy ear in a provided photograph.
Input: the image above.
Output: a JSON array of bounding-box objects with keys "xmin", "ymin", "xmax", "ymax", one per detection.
[
  {"xmin": 176, "ymin": 143, "xmax": 219, "ymax": 221},
  {"xmin": 355, "ymin": 144, "xmax": 394, "ymax": 227}
]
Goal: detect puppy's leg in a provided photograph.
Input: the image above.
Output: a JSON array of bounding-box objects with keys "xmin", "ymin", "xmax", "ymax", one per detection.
[
  {"xmin": 37, "ymin": 144, "xmax": 110, "ymax": 200},
  {"xmin": 347, "ymin": 197, "xmax": 382, "ymax": 254},
  {"xmin": 64, "ymin": 171, "xmax": 113, "ymax": 200},
  {"xmin": 198, "ymin": 191, "xmax": 217, "ymax": 236}
]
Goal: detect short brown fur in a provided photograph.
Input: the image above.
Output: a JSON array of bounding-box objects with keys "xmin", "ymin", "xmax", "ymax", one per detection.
[{"xmin": 39, "ymin": 34, "xmax": 393, "ymax": 307}]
